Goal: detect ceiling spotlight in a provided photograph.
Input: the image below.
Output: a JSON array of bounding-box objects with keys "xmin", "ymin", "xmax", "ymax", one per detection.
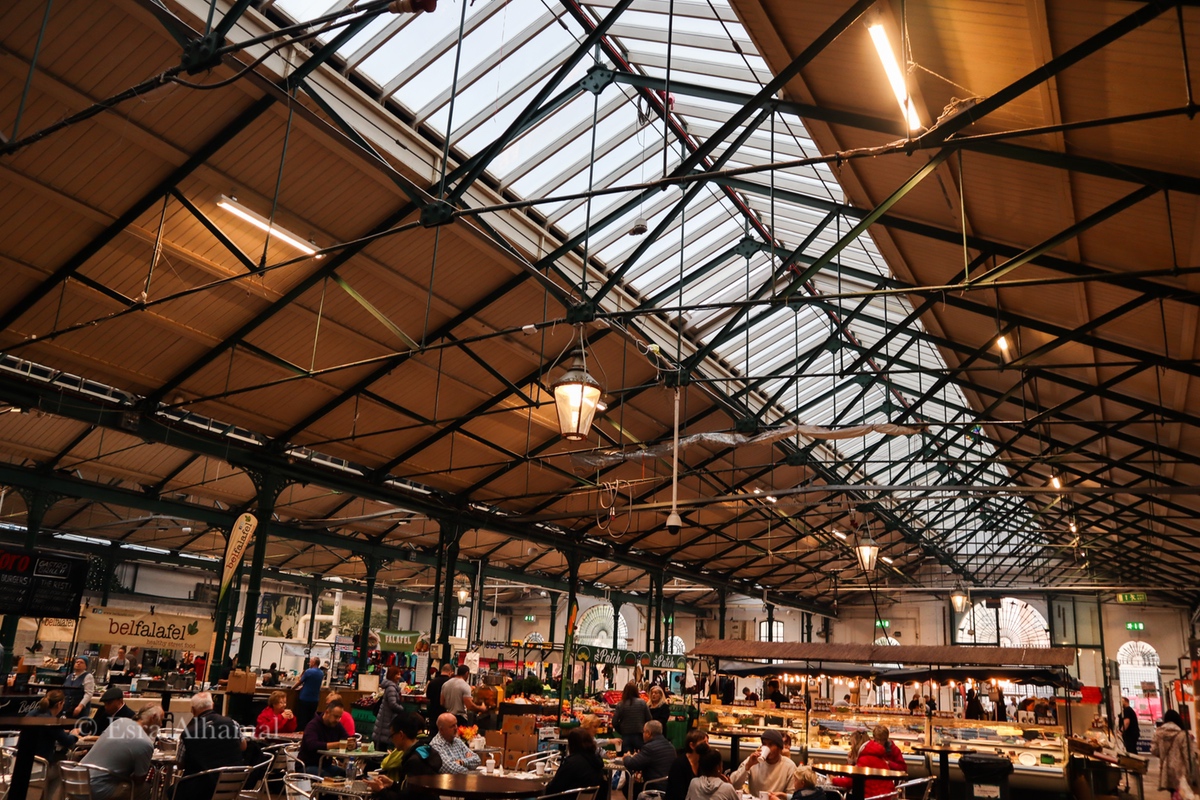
[
  {"xmin": 1069, "ymin": 522, "xmax": 1077, "ymax": 534},
  {"xmin": 552, "ymin": 344, "xmax": 603, "ymax": 441}
]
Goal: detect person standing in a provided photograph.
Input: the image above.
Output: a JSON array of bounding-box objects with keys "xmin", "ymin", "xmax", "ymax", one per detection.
[
  {"xmin": 964, "ymin": 689, "xmax": 985, "ymax": 720},
  {"xmin": 375, "ymin": 665, "xmax": 406, "ymax": 751},
  {"xmin": 440, "ymin": 666, "xmax": 483, "ymax": 727},
  {"xmin": 1152, "ymin": 709, "xmax": 1198, "ymax": 796},
  {"xmin": 293, "ymin": 656, "xmax": 325, "ymax": 729},
  {"xmin": 648, "ymin": 685, "xmax": 671, "ymax": 728},
  {"xmin": 765, "ymin": 680, "xmax": 788, "ymax": 707},
  {"xmin": 612, "ymin": 682, "xmax": 651, "ymax": 754},
  {"xmin": 63, "ymin": 657, "xmax": 95, "ymax": 718},
  {"xmin": 1120, "ymin": 697, "xmax": 1140, "ymax": 754},
  {"xmin": 425, "ymin": 664, "xmax": 452, "ymax": 723}
]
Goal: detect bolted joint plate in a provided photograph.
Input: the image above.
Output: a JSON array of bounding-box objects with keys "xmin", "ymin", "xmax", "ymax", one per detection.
[
  {"xmin": 181, "ymin": 33, "xmax": 224, "ymax": 75},
  {"xmin": 565, "ymin": 301, "xmax": 596, "ymax": 325},
  {"xmin": 733, "ymin": 237, "xmax": 763, "ymax": 258},
  {"xmin": 580, "ymin": 66, "xmax": 616, "ymax": 95},
  {"xmin": 420, "ymin": 200, "xmax": 456, "ymax": 228},
  {"xmin": 733, "ymin": 416, "xmax": 758, "ymax": 434}
]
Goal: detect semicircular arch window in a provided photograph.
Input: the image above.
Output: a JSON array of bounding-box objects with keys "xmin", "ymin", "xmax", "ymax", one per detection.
[
  {"xmin": 523, "ymin": 632, "xmax": 545, "ymax": 647},
  {"xmin": 575, "ymin": 603, "xmax": 628, "ymax": 649},
  {"xmin": 1116, "ymin": 640, "xmax": 1159, "ymax": 667},
  {"xmin": 956, "ymin": 598, "xmax": 1050, "ymax": 648}
]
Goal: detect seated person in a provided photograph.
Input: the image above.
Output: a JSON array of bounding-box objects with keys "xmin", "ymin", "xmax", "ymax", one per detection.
[
  {"xmin": 25, "ymin": 690, "xmax": 78, "ymax": 761},
  {"xmin": 685, "ymin": 746, "xmax": 738, "ymax": 800},
  {"xmin": 623, "ymin": 720, "xmax": 677, "ymax": 795},
  {"xmin": 87, "ymin": 687, "xmax": 137, "ymax": 737},
  {"xmin": 428, "ymin": 713, "xmax": 480, "ymax": 774},
  {"xmin": 81, "ymin": 705, "xmax": 163, "ymax": 800},
  {"xmin": 326, "ymin": 693, "xmax": 356, "ymax": 737},
  {"xmin": 667, "ymin": 729, "xmax": 708, "ymax": 800},
  {"xmin": 544, "ymin": 727, "xmax": 604, "ymax": 798},
  {"xmin": 853, "ymin": 726, "xmax": 905, "ymax": 800},
  {"xmin": 729, "ymin": 729, "xmax": 795, "ymax": 796},
  {"xmin": 365, "ymin": 713, "xmax": 442, "ymax": 800},
  {"xmin": 779, "ymin": 765, "xmax": 830, "ymax": 800},
  {"xmin": 299, "ymin": 701, "xmax": 349, "ymax": 776},
  {"xmin": 256, "ymin": 690, "xmax": 297, "ymax": 737},
  {"xmin": 176, "ymin": 692, "xmax": 246, "ymax": 800}
]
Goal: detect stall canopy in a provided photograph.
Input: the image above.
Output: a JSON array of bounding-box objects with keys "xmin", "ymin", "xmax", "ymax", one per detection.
[
  {"xmin": 875, "ymin": 666, "xmax": 1080, "ymax": 689},
  {"xmin": 719, "ymin": 659, "xmax": 881, "ymax": 679},
  {"xmin": 689, "ymin": 640, "xmax": 1076, "ymax": 669}
]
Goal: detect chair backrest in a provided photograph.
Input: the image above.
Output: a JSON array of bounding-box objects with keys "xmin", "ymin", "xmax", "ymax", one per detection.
[
  {"xmin": 210, "ymin": 766, "xmax": 253, "ymax": 800},
  {"xmin": 538, "ymin": 790, "xmax": 585, "ymax": 800},
  {"xmin": 58, "ymin": 761, "xmax": 94, "ymax": 800},
  {"xmin": 242, "ymin": 757, "xmax": 274, "ymax": 794},
  {"xmin": 282, "ymin": 772, "xmax": 312, "ymax": 800}
]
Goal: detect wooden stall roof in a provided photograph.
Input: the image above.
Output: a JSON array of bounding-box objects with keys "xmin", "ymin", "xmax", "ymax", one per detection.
[{"xmin": 689, "ymin": 640, "xmax": 1075, "ymax": 668}]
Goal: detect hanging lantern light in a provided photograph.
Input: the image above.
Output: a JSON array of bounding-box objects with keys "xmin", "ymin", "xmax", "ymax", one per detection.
[
  {"xmin": 552, "ymin": 348, "xmax": 602, "ymax": 440},
  {"xmin": 950, "ymin": 583, "xmax": 969, "ymax": 613},
  {"xmin": 855, "ymin": 532, "xmax": 879, "ymax": 572}
]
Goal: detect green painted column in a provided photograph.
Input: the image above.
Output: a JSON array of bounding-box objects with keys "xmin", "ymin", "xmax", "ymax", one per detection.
[
  {"xmin": 238, "ymin": 474, "xmax": 286, "ymax": 668},
  {"xmin": 437, "ymin": 519, "xmax": 465, "ymax": 663},
  {"xmin": 558, "ymin": 553, "xmax": 581, "ymax": 723},
  {"xmin": 358, "ymin": 556, "xmax": 381, "ymax": 672}
]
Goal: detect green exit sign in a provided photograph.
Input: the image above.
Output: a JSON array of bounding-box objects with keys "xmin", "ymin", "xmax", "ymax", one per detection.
[
  {"xmin": 875, "ymin": 619, "xmax": 890, "ymax": 628},
  {"xmin": 524, "ymin": 614, "xmax": 537, "ymax": 622},
  {"xmin": 1117, "ymin": 592, "xmax": 1147, "ymax": 604},
  {"xmin": 1126, "ymin": 622, "xmax": 1145, "ymax": 631}
]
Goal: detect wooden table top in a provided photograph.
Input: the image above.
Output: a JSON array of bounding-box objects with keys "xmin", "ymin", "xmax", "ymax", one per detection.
[
  {"xmin": 808, "ymin": 762, "xmax": 908, "ymax": 778},
  {"xmin": 406, "ymin": 771, "xmax": 549, "ymax": 798}
]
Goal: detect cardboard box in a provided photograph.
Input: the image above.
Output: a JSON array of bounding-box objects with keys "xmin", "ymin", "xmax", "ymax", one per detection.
[
  {"xmin": 503, "ymin": 716, "xmax": 535, "ymax": 735},
  {"xmin": 485, "ymin": 731, "xmax": 506, "ymax": 749},
  {"xmin": 506, "ymin": 733, "xmax": 537, "ymax": 753},
  {"xmin": 503, "ymin": 750, "xmax": 523, "ymax": 769},
  {"xmin": 226, "ymin": 670, "xmax": 257, "ymax": 694}
]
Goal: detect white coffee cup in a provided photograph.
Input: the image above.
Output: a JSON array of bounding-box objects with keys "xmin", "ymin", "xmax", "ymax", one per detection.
[
  {"xmin": 759, "ymin": 745, "xmax": 770, "ymax": 760},
  {"xmin": 535, "ymin": 762, "xmax": 546, "ymax": 776},
  {"xmin": 760, "ymin": 792, "xmax": 771, "ymax": 800},
  {"xmin": 484, "ymin": 757, "xmax": 495, "ymax": 775}
]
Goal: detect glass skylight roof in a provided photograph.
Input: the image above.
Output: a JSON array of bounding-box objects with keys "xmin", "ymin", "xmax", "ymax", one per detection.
[{"xmin": 271, "ymin": 0, "xmax": 1035, "ymax": 565}]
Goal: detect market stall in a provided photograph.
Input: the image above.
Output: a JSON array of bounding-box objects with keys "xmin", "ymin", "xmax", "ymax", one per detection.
[{"xmin": 689, "ymin": 640, "xmax": 1079, "ymax": 792}]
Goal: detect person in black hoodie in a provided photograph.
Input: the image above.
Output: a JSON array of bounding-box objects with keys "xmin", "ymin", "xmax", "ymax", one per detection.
[
  {"xmin": 543, "ymin": 728, "xmax": 605, "ymax": 798},
  {"xmin": 666, "ymin": 729, "xmax": 708, "ymax": 800}
]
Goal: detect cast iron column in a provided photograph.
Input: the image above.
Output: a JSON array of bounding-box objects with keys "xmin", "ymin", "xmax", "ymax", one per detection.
[
  {"xmin": 718, "ymin": 590, "xmax": 726, "ymax": 639},
  {"xmin": 437, "ymin": 519, "xmax": 465, "ymax": 662},
  {"xmin": 558, "ymin": 552, "xmax": 581, "ymax": 722},
  {"xmin": 766, "ymin": 604, "xmax": 776, "ymax": 642},
  {"xmin": 358, "ymin": 555, "xmax": 381, "ymax": 672},
  {"xmin": 306, "ymin": 586, "xmax": 323, "ymax": 656},
  {"xmin": 238, "ymin": 472, "xmax": 287, "ymax": 667}
]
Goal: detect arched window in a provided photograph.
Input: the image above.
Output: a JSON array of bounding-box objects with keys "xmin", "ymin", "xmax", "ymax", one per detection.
[
  {"xmin": 523, "ymin": 632, "xmax": 545, "ymax": 647},
  {"xmin": 873, "ymin": 636, "xmax": 901, "ymax": 668},
  {"xmin": 759, "ymin": 620, "xmax": 784, "ymax": 642},
  {"xmin": 956, "ymin": 598, "xmax": 1050, "ymax": 648},
  {"xmin": 1117, "ymin": 641, "xmax": 1160, "ymax": 667},
  {"xmin": 668, "ymin": 636, "xmax": 686, "ymax": 656},
  {"xmin": 575, "ymin": 603, "xmax": 628, "ymax": 648}
]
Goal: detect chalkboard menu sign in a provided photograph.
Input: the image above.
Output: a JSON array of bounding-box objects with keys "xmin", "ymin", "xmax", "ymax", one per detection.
[{"xmin": 0, "ymin": 547, "xmax": 87, "ymax": 619}]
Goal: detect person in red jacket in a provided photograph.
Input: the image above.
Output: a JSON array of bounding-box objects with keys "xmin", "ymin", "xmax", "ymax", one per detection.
[
  {"xmin": 854, "ymin": 725, "xmax": 907, "ymax": 798},
  {"xmin": 256, "ymin": 690, "xmax": 298, "ymax": 736}
]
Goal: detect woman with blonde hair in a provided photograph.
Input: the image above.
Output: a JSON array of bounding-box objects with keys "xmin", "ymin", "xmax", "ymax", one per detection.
[
  {"xmin": 648, "ymin": 685, "xmax": 670, "ymax": 727},
  {"xmin": 256, "ymin": 690, "xmax": 297, "ymax": 736}
]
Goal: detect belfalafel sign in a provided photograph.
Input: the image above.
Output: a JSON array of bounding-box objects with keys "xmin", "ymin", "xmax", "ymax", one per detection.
[
  {"xmin": 572, "ymin": 645, "xmax": 686, "ymax": 671},
  {"xmin": 78, "ymin": 607, "xmax": 214, "ymax": 651}
]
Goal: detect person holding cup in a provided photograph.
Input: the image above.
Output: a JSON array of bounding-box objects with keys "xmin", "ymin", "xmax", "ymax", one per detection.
[
  {"xmin": 543, "ymin": 728, "xmax": 604, "ymax": 797},
  {"xmin": 728, "ymin": 730, "xmax": 795, "ymax": 797}
]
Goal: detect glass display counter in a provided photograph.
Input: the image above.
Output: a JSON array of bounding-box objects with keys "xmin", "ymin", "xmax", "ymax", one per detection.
[
  {"xmin": 807, "ymin": 709, "xmax": 928, "ymax": 770},
  {"xmin": 929, "ymin": 717, "xmax": 1067, "ymax": 787}
]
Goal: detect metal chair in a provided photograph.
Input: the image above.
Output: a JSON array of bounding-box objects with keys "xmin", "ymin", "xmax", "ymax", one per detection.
[
  {"xmin": 634, "ymin": 774, "xmax": 668, "ymax": 800},
  {"xmin": 238, "ymin": 757, "xmax": 275, "ymax": 800},
  {"xmin": 171, "ymin": 764, "xmax": 252, "ymax": 800},
  {"xmin": 0, "ymin": 746, "xmax": 50, "ymax": 800},
  {"xmin": 516, "ymin": 751, "xmax": 558, "ymax": 772},
  {"xmin": 281, "ymin": 772, "xmax": 312, "ymax": 800},
  {"xmin": 865, "ymin": 776, "xmax": 936, "ymax": 800},
  {"xmin": 59, "ymin": 761, "xmax": 94, "ymax": 800}
]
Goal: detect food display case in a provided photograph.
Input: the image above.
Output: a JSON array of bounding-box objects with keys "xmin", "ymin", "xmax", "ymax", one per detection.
[
  {"xmin": 929, "ymin": 717, "xmax": 1068, "ymax": 791},
  {"xmin": 807, "ymin": 709, "xmax": 929, "ymax": 770}
]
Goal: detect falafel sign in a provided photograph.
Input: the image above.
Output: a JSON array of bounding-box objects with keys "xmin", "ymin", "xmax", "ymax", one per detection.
[
  {"xmin": 572, "ymin": 645, "xmax": 686, "ymax": 671},
  {"xmin": 78, "ymin": 607, "xmax": 214, "ymax": 651}
]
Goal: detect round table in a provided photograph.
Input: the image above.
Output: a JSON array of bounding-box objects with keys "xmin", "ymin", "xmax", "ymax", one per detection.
[
  {"xmin": 406, "ymin": 772, "xmax": 550, "ymax": 798},
  {"xmin": 808, "ymin": 761, "xmax": 908, "ymax": 800}
]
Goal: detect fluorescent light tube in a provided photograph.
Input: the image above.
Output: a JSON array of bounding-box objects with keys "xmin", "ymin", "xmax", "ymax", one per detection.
[
  {"xmin": 217, "ymin": 195, "xmax": 317, "ymax": 255},
  {"xmin": 866, "ymin": 12, "xmax": 922, "ymax": 131}
]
